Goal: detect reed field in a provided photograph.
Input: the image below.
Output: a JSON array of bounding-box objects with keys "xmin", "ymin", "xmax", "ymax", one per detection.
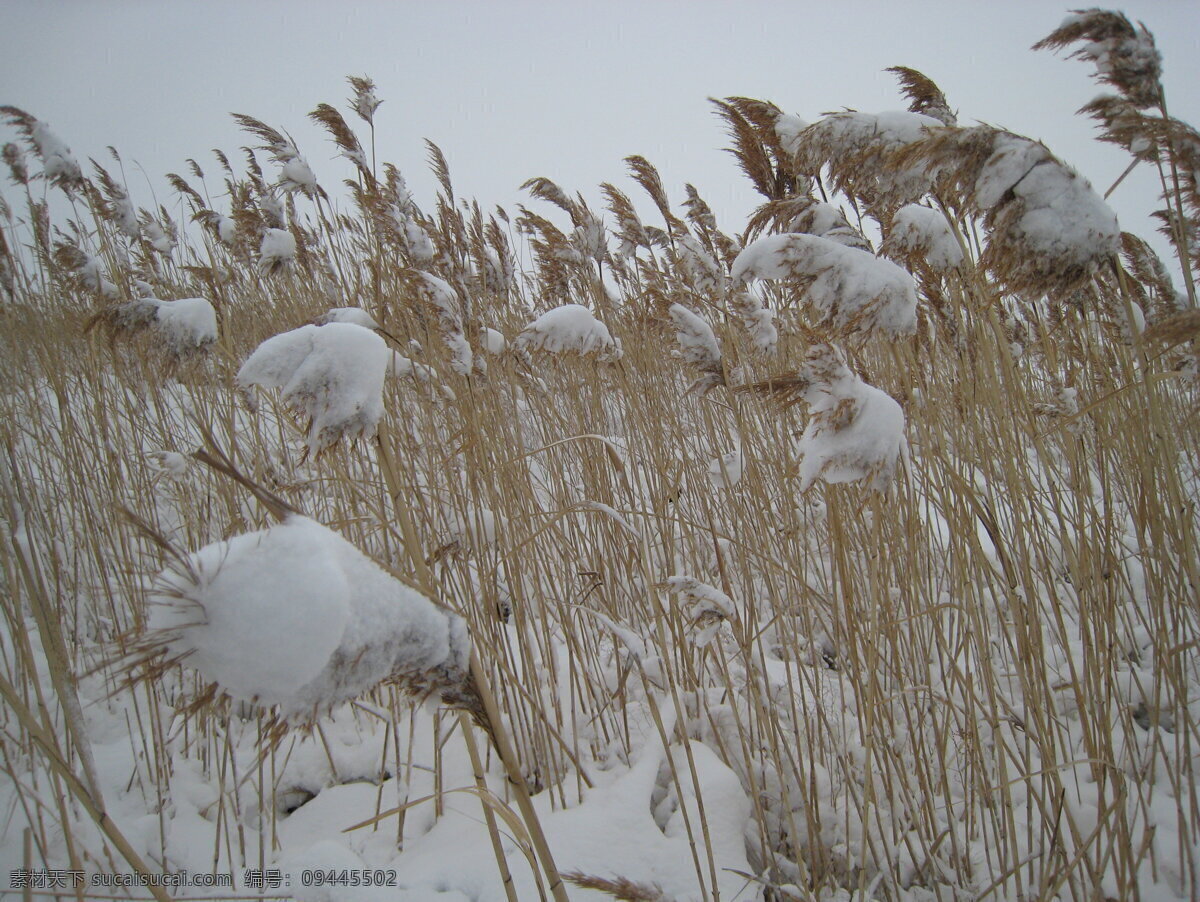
[{"xmin": 1, "ymin": 9, "xmax": 1198, "ymax": 901}]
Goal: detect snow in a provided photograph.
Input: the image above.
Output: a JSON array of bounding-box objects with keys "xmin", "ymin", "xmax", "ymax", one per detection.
[
  {"xmin": 149, "ymin": 516, "xmax": 351, "ymax": 703},
  {"xmin": 729, "ymin": 290, "xmax": 778, "ymax": 355},
  {"xmin": 774, "ymin": 113, "xmax": 808, "ymax": 157},
  {"xmin": 797, "ymin": 377, "xmax": 905, "ymax": 492},
  {"xmin": 732, "ymin": 233, "xmax": 917, "ymax": 337},
  {"xmin": 669, "ymin": 303, "xmax": 723, "ymax": 393},
  {"xmin": 669, "ymin": 304, "xmax": 721, "ymax": 367},
  {"xmin": 414, "ymin": 272, "xmax": 473, "ymax": 375},
  {"xmin": 217, "ymin": 215, "xmax": 237, "ymax": 245},
  {"xmin": 152, "ymin": 297, "xmax": 219, "ymax": 352},
  {"xmin": 787, "ymin": 200, "xmax": 872, "ymax": 251},
  {"xmin": 786, "ymin": 343, "xmax": 907, "ymax": 492},
  {"xmin": 416, "ymin": 271, "xmax": 458, "ymax": 313},
  {"xmin": 448, "ymin": 504, "xmax": 502, "ymax": 548},
  {"xmin": 707, "ymin": 447, "xmax": 744, "ymax": 489},
  {"xmin": 149, "ymin": 514, "xmax": 470, "ymax": 716},
  {"xmin": 110, "ymin": 189, "xmax": 139, "ymax": 238},
  {"xmin": 260, "ymin": 227, "xmax": 297, "ymax": 272},
  {"xmin": 261, "ymin": 193, "xmax": 286, "ymax": 227},
  {"xmin": 145, "ymin": 449, "xmax": 190, "ymax": 479},
  {"xmin": 106, "ymin": 296, "xmax": 218, "ymax": 353},
  {"xmin": 886, "ymin": 204, "xmax": 964, "ymax": 271},
  {"xmin": 280, "ymin": 156, "xmax": 319, "ymax": 196},
  {"xmin": 315, "ymin": 306, "xmax": 381, "ymax": 330},
  {"xmin": 403, "ymin": 217, "xmax": 435, "ymax": 262},
  {"xmin": 675, "ymin": 234, "xmax": 724, "ymax": 293},
  {"xmin": 805, "ymin": 110, "xmax": 941, "ymax": 157},
  {"xmin": 573, "ymin": 210, "xmax": 607, "ymax": 263},
  {"xmin": 665, "ymin": 575, "xmax": 736, "ymax": 620},
  {"xmin": 542, "ymin": 739, "xmax": 757, "ymax": 900},
  {"xmin": 974, "ymin": 133, "xmax": 1050, "ymax": 209},
  {"xmin": 388, "ymin": 352, "xmax": 437, "ymax": 383},
  {"xmin": 77, "ymin": 251, "xmax": 117, "ymax": 297},
  {"xmin": 482, "ymin": 327, "xmax": 506, "ymax": 355},
  {"xmin": 237, "ymin": 322, "xmax": 389, "ymax": 455},
  {"xmin": 1006, "ymin": 152, "xmax": 1121, "ymax": 268},
  {"xmin": 142, "ymin": 219, "xmax": 174, "ymax": 256},
  {"xmin": 513, "ymin": 304, "xmax": 623, "ymax": 361},
  {"xmin": 30, "ymin": 118, "xmax": 81, "ymax": 187},
  {"xmin": 1052, "ymin": 11, "xmax": 1162, "ymax": 107},
  {"xmin": 972, "ymin": 133, "xmax": 1120, "ymax": 270}
]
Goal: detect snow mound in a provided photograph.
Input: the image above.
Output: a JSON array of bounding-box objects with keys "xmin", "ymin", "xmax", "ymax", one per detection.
[
  {"xmin": 787, "ymin": 199, "xmax": 873, "ymax": 252},
  {"xmin": 995, "ymin": 139, "xmax": 1119, "ymax": 268},
  {"xmin": 894, "ymin": 126, "xmax": 1121, "ymax": 296},
  {"xmin": 774, "ymin": 112, "xmax": 809, "ymax": 157},
  {"xmin": 665, "ymin": 575, "xmax": 736, "ymax": 620},
  {"xmin": 513, "ymin": 304, "xmax": 623, "ymax": 361},
  {"xmin": 970, "ymin": 131, "xmax": 1121, "ymax": 296},
  {"xmin": 237, "ymin": 322, "xmax": 389, "ymax": 455},
  {"xmin": 217, "ymin": 215, "xmax": 237, "ymax": 245},
  {"xmin": 148, "ymin": 515, "xmax": 470, "ymax": 717},
  {"xmin": 732, "ymin": 233, "xmax": 917, "ymax": 337},
  {"xmin": 279, "ymin": 156, "xmax": 319, "ymax": 197}
]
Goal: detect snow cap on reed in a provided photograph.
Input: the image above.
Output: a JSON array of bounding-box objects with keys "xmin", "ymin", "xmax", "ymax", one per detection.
[{"xmin": 237, "ymin": 322, "xmax": 389, "ymax": 456}]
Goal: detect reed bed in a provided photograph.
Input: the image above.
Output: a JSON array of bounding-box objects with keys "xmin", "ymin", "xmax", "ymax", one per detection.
[{"xmin": 1, "ymin": 11, "xmax": 1198, "ymax": 901}]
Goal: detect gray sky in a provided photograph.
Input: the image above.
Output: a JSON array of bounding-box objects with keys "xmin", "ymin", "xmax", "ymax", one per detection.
[{"xmin": 3, "ymin": 0, "xmax": 1198, "ymax": 274}]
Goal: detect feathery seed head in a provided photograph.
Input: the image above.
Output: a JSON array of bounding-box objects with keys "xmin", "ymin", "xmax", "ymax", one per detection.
[
  {"xmin": 887, "ymin": 66, "xmax": 956, "ymax": 126},
  {"xmin": 2, "ymin": 142, "xmax": 27, "ymax": 185},
  {"xmin": 1035, "ymin": 9, "xmax": 1162, "ymax": 108},
  {"xmin": 347, "ymin": 75, "xmax": 382, "ymax": 125}
]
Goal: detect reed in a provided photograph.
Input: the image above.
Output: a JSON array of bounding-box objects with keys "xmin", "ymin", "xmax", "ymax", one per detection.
[{"xmin": 1, "ymin": 15, "xmax": 1198, "ymax": 900}]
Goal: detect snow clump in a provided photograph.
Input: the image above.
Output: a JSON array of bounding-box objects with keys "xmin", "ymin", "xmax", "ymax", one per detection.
[
  {"xmin": 259, "ymin": 228, "xmax": 297, "ymax": 275},
  {"xmin": 793, "ymin": 110, "xmax": 943, "ymax": 208},
  {"xmin": 89, "ymin": 296, "xmax": 218, "ymax": 356},
  {"xmin": 665, "ymin": 575, "xmax": 737, "ymax": 646},
  {"xmin": 148, "ymin": 514, "xmax": 471, "ymax": 718},
  {"xmin": 668, "ymin": 304, "xmax": 724, "ymax": 394},
  {"xmin": 31, "ymin": 118, "xmax": 83, "ymax": 189},
  {"xmin": 729, "ymin": 290, "xmax": 778, "ymax": 355},
  {"xmin": 413, "ymin": 272, "xmax": 473, "ymax": 375},
  {"xmin": 513, "ymin": 304, "xmax": 623, "ymax": 362},
  {"xmin": 786, "ymin": 343, "xmax": 907, "ymax": 492},
  {"xmin": 882, "ymin": 204, "xmax": 964, "ymax": 272},
  {"xmin": 237, "ymin": 322, "xmax": 389, "ymax": 456},
  {"xmin": 708, "ymin": 447, "xmax": 744, "ymax": 490},
  {"xmin": 482, "ymin": 327, "xmax": 507, "ymax": 355},
  {"xmin": 313, "ymin": 307, "xmax": 380, "ymax": 330},
  {"xmin": 732, "ymin": 233, "xmax": 917, "ymax": 337},
  {"xmin": 151, "ymin": 297, "xmax": 220, "ymax": 354}
]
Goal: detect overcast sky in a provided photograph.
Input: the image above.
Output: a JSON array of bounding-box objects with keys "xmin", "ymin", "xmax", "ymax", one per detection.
[{"xmin": 3, "ymin": 1, "xmax": 1198, "ymax": 273}]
